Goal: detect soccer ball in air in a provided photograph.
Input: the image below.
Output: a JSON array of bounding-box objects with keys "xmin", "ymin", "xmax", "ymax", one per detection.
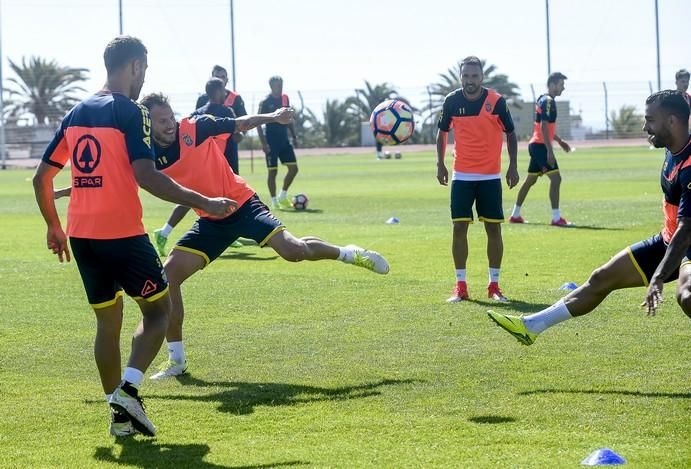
[
  {"xmin": 370, "ymin": 99, "xmax": 415, "ymax": 145},
  {"xmin": 292, "ymin": 193, "xmax": 309, "ymax": 211}
]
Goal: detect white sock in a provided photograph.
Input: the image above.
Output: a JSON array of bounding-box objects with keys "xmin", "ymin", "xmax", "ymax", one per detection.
[
  {"xmin": 279, "ymin": 189, "xmax": 288, "ymax": 200},
  {"xmin": 105, "ymin": 393, "xmax": 112, "ymax": 403},
  {"xmin": 511, "ymin": 204, "xmax": 521, "ymax": 218},
  {"xmin": 552, "ymin": 208, "xmax": 561, "ymax": 221},
  {"xmin": 159, "ymin": 223, "xmax": 173, "ymax": 237},
  {"xmin": 489, "ymin": 267, "xmax": 500, "ymax": 283},
  {"xmin": 122, "ymin": 367, "xmax": 144, "ymax": 388},
  {"xmin": 523, "ymin": 299, "xmax": 572, "ymax": 334},
  {"xmin": 271, "ymin": 196, "xmax": 278, "ymax": 205},
  {"xmin": 455, "ymin": 269, "xmax": 466, "ymax": 282},
  {"xmin": 168, "ymin": 341, "xmax": 186, "ymax": 364},
  {"xmin": 338, "ymin": 246, "xmax": 354, "ymax": 262}
]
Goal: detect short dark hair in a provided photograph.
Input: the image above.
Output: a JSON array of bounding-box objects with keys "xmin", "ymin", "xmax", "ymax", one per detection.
[
  {"xmin": 269, "ymin": 75, "xmax": 283, "ymax": 86},
  {"xmin": 548, "ymin": 72, "xmax": 568, "ymax": 87},
  {"xmin": 676, "ymin": 68, "xmax": 690, "ymax": 81},
  {"xmin": 212, "ymin": 65, "xmax": 227, "ymax": 75},
  {"xmin": 205, "ymin": 77, "xmax": 225, "ymax": 97},
  {"xmin": 103, "ymin": 36, "xmax": 147, "ymax": 74},
  {"xmin": 645, "ymin": 90, "xmax": 690, "ymax": 123},
  {"xmin": 140, "ymin": 92, "xmax": 170, "ymax": 111},
  {"xmin": 460, "ymin": 56, "xmax": 483, "ymax": 72}
]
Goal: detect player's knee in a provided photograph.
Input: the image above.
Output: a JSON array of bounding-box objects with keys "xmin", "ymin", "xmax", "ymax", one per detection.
[
  {"xmin": 676, "ymin": 288, "xmax": 691, "ymax": 317},
  {"xmin": 289, "ymin": 165, "xmax": 299, "ymax": 175},
  {"xmin": 277, "ymin": 239, "xmax": 307, "ymax": 262},
  {"xmin": 551, "ymin": 173, "xmax": 562, "ymax": 184},
  {"xmin": 587, "ymin": 266, "xmax": 611, "ymax": 291}
]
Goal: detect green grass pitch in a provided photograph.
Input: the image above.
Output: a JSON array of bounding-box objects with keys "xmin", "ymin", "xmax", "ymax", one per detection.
[{"xmin": 0, "ymin": 146, "xmax": 689, "ymax": 467}]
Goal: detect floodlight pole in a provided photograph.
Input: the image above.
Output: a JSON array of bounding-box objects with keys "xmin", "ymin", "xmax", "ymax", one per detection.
[
  {"xmin": 654, "ymin": 0, "xmax": 661, "ymax": 90},
  {"xmin": 230, "ymin": 0, "xmax": 236, "ymax": 90},
  {"xmin": 603, "ymin": 81, "xmax": 609, "ymax": 140},
  {"xmin": 0, "ymin": 0, "xmax": 6, "ymax": 170},
  {"xmin": 118, "ymin": 0, "xmax": 123, "ymax": 35},
  {"xmin": 545, "ymin": 0, "xmax": 552, "ymax": 75}
]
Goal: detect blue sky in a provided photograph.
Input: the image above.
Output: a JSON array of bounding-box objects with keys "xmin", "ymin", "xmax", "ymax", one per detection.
[{"xmin": 3, "ymin": 0, "xmax": 689, "ymax": 129}]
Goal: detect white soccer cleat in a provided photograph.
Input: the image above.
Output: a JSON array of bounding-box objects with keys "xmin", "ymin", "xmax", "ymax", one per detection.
[
  {"xmin": 150, "ymin": 360, "xmax": 188, "ymax": 380},
  {"xmin": 109, "ymin": 409, "xmax": 137, "ymax": 437},
  {"xmin": 108, "ymin": 382, "xmax": 156, "ymax": 436},
  {"xmin": 346, "ymin": 245, "xmax": 390, "ymax": 274}
]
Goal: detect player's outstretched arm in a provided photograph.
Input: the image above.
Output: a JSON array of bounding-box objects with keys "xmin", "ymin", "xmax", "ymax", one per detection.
[
  {"xmin": 33, "ymin": 162, "xmax": 70, "ymax": 262},
  {"xmin": 234, "ymin": 107, "xmax": 295, "ymax": 133},
  {"xmin": 132, "ymin": 159, "xmax": 237, "ymax": 218}
]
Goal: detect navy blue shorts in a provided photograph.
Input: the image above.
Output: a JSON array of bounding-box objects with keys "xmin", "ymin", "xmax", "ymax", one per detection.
[
  {"xmin": 450, "ymin": 179, "xmax": 504, "ymax": 223},
  {"xmin": 265, "ymin": 142, "xmax": 297, "ymax": 169},
  {"xmin": 70, "ymin": 235, "xmax": 168, "ymax": 308},
  {"xmin": 528, "ymin": 143, "xmax": 559, "ymax": 175},
  {"xmin": 627, "ymin": 233, "xmax": 691, "ymax": 285},
  {"xmin": 175, "ymin": 195, "xmax": 285, "ymax": 266}
]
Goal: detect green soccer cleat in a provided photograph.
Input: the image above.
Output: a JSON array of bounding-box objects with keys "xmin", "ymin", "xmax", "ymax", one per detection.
[
  {"xmin": 153, "ymin": 229, "xmax": 168, "ymax": 257},
  {"xmin": 487, "ymin": 310, "xmax": 537, "ymax": 346},
  {"xmin": 347, "ymin": 244, "xmax": 390, "ymax": 274},
  {"xmin": 278, "ymin": 197, "xmax": 294, "ymax": 210}
]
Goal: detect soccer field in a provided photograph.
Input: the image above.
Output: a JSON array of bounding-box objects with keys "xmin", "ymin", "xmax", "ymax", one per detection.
[{"xmin": 1, "ymin": 146, "xmax": 689, "ymax": 468}]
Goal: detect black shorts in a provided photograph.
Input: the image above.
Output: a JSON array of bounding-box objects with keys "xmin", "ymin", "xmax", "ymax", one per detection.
[
  {"xmin": 70, "ymin": 235, "xmax": 169, "ymax": 308},
  {"xmin": 175, "ymin": 195, "xmax": 285, "ymax": 266},
  {"xmin": 528, "ymin": 143, "xmax": 559, "ymax": 175},
  {"xmin": 627, "ymin": 233, "xmax": 691, "ymax": 285},
  {"xmin": 450, "ymin": 179, "xmax": 504, "ymax": 223},
  {"xmin": 266, "ymin": 142, "xmax": 297, "ymax": 169}
]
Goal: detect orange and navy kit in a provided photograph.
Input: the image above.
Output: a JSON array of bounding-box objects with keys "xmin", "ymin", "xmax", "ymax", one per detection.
[
  {"xmin": 628, "ymin": 137, "xmax": 691, "ymax": 283},
  {"xmin": 153, "ymin": 115, "xmax": 284, "ymax": 266},
  {"xmin": 527, "ymin": 94, "xmax": 560, "ymax": 175},
  {"xmin": 42, "ymin": 91, "xmax": 168, "ymax": 307},
  {"xmin": 438, "ymin": 87, "xmax": 514, "ymax": 223}
]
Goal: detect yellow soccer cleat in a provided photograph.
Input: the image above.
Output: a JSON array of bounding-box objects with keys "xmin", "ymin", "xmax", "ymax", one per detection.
[{"xmin": 487, "ymin": 310, "xmax": 537, "ymax": 346}]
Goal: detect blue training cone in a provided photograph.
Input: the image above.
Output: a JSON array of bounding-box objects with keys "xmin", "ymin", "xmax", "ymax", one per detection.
[
  {"xmin": 559, "ymin": 281, "xmax": 578, "ymax": 291},
  {"xmin": 385, "ymin": 217, "xmax": 400, "ymax": 224},
  {"xmin": 581, "ymin": 448, "xmax": 626, "ymax": 466}
]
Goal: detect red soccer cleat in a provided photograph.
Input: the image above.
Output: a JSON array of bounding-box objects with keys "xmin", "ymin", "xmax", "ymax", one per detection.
[
  {"xmin": 551, "ymin": 217, "xmax": 571, "ymax": 227},
  {"xmin": 447, "ymin": 281, "xmax": 469, "ymax": 303},
  {"xmin": 509, "ymin": 216, "xmax": 525, "ymax": 224},
  {"xmin": 487, "ymin": 282, "xmax": 509, "ymax": 302}
]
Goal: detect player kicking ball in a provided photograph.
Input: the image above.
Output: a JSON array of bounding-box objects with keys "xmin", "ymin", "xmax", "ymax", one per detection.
[
  {"xmin": 138, "ymin": 93, "xmax": 389, "ymax": 378},
  {"xmin": 489, "ymin": 91, "xmax": 691, "ymax": 345}
]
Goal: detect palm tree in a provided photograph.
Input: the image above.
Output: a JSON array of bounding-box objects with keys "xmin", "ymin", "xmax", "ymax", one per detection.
[
  {"xmin": 4, "ymin": 56, "xmax": 88, "ymax": 125},
  {"xmin": 426, "ymin": 60, "xmax": 520, "ymax": 126},
  {"xmin": 322, "ymin": 99, "xmax": 359, "ymax": 147},
  {"xmin": 293, "ymin": 91, "xmax": 324, "ymax": 147},
  {"xmin": 610, "ymin": 105, "xmax": 644, "ymax": 138}
]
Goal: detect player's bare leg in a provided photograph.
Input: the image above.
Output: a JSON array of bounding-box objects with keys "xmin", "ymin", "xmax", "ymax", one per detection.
[
  {"xmin": 282, "ymin": 164, "xmax": 299, "ymax": 192},
  {"xmin": 489, "ymin": 247, "xmax": 646, "ymax": 345},
  {"xmin": 149, "ymin": 249, "xmax": 205, "ymax": 380},
  {"xmin": 510, "ymin": 174, "xmax": 538, "ymax": 222},
  {"xmin": 675, "ymin": 262, "xmax": 691, "ymax": 319},
  {"xmin": 448, "ymin": 221, "xmax": 470, "ymax": 302},
  {"xmin": 267, "ymin": 230, "xmax": 389, "ymax": 274},
  {"xmin": 547, "ymin": 171, "xmax": 562, "ymax": 211},
  {"xmin": 484, "ymin": 222, "xmax": 507, "ymax": 301},
  {"xmin": 268, "ymin": 168, "xmax": 279, "ymax": 207},
  {"xmin": 93, "ymin": 296, "xmax": 125, "ymax": 394}
]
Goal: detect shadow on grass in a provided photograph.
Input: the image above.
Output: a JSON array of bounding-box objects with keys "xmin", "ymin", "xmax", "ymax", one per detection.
[
  {"xmin": 217, "ymin": 252, "xmax": 279, "ymax": 261},
  {"xmin": 510, "ymin": 222, "xmax": 623, "ymax": 231},
  {"xmin": 149, "ymin": 376, "xmax": 420, "ymax": 415},
  {"xmin": 518, "ymin": 388, "xmax": 691, "ymax": 399},
  {"xmin": 281, "ymin": 208, "xmax": 323, "ymax": 214},
  {"xmin": 94, "ymin": 439, "xmax": 308, "ymax": 468},
  {"xmin": 465, "ymin": 298, "xmax": 552, "ymax": 312},
  {"xmin": 468, "ymin": 415, "xmax": 516, "ymax": 424}
]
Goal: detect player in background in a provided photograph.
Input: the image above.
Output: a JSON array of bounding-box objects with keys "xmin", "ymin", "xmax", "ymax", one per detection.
[
  {"xmin": 34, "ymin": 36, "xmax": 235, "ymax": 437},
  {"xmin": 436, "ymin": 56, "xmax": 519, "ymax": 303},
  {"xmin": 489, "ymin": 91, "xmax": 691, "ymax": 345},
  {"xmin": 135, "ymin": 93, "xmax": 389, "ymax": 379},
  {"xmin": 675, "ymin": 69, "xmax": 690, "ymax": 107},
  {"xmin": 257, "ymin": 76, "xmax": 299, "ymax": 210},
  {"xmin": 153, "ymin": 77, "xmax": 242, "ymax": 256},
  {"xmin": 510, "ymin": 72, "xmax": 572, "ymax": 226}
]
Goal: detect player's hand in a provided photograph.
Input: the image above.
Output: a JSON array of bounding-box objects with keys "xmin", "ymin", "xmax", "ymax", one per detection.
[
  {"xmin": 436, "ymin": 164, "xmax": 449, "ymax": 186},
  {"xmin": 559, "ymin": 140, "xmax": 571, "ymax": 153},
  {"xmin": 203, "ymin": 197, "xmax": 238, "ymax": 218},
  {"xmin": 262, "ymin": 143, "xmax": 271, "ymax": 155},
  {"xmin": 47, "ymin": 225, "xmax": 71, "ymax": 263},
  {"xmin": 273, "ymin": 107, "xmax": 295, "ymax": 125},
  {"xmin": 232, "ymin": 133, "xmax": 244, "ymax": 144},
  {"xmin": 643, "ymin": 277, "xmax": 664, "ymax": 316},
  {"xmin": 506, "ymin": 164, "xmax": 519, "ymax": 189}
]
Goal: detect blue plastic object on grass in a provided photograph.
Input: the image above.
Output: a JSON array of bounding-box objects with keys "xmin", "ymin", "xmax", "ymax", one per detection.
[
  {"xmin": 559, "ymin": 282, "xmax": 578, "ymax": 291},
  {"xmin": 581, "ymin": 448, "xmax": 626, "ymax": 466},
  {"xmin": 385, "ymin": 217, "xmax": 400, "ymax": 224}
]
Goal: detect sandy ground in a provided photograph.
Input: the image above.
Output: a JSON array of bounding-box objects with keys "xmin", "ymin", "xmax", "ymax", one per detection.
[{"xmin": 1, "ymin": 139, "xmax": 649, "ymax": 169}]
